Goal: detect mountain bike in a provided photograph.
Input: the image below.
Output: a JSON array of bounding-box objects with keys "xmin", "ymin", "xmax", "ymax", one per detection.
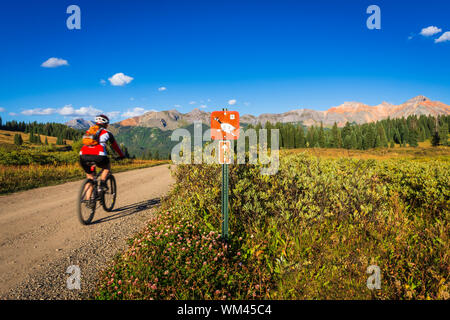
[{"xmin": 77, "ymin": 161, "xmax": 117, "ymax": 225}]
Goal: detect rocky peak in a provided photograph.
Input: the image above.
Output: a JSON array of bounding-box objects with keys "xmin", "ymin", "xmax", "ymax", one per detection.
[{"xmin": 407, "ymin": 95, "xmax": 430, "ymax": 104}]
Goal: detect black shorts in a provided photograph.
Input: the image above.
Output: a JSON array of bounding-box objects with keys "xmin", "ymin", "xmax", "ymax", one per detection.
[{"xmin": 79, "ymin": 155, "xmax": 110, "ymax": 174}]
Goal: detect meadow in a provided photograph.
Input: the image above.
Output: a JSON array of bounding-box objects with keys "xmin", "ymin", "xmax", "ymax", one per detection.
[{"xmin": 95, "ymin": 146, "xmax": 449, "ymax": 300}]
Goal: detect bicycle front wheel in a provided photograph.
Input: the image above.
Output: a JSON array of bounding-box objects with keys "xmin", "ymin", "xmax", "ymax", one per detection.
[
  {"xmin": 78, "ymin": 179, "xmax": 96, "ymax": 225},
  {"xmin": 101, "ymin": 174, "xmax": 117, "ymax": 212}
]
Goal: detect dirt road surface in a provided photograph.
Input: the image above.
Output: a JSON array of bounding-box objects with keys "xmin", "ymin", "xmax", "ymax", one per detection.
[{"xmin": 0, "ymin": 164, "xmax": 174, "ymax": 299}]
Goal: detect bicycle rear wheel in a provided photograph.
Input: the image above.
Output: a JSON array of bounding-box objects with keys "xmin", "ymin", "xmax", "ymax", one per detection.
[
  {"xmin": 78, "ymin": 180, "xmax": 96, "ymax": 225},
  {"xmin": 101, "ymin": 174, "xmax": 117, "ymax": 212}
]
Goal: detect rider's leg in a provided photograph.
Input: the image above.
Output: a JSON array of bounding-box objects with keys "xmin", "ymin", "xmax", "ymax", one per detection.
[
  {"xmin": 100, "ymin": 168, "xmax": 110, "ymax": 182},
  {"xmin": 80, "ymin": 156, "xmax": 95, "ymax": 201},
  {"xmin": 99, "ymin": 161, "xmax": 111, "ymax": 190},
  {"xmin": 84, "ymin": 173, "xmax": 95, "ymax": 200}
]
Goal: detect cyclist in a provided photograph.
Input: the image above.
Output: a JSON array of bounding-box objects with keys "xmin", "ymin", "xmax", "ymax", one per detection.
[{"xmin": 79, "ymin": 114, "xmax": 125, "ymax": 199}]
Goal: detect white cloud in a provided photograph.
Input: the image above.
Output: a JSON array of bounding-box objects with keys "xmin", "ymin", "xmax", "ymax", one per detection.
[
  {"xmin": 9, "ymin": 112, "xmax": 17, "ymax": 116},
  {"xmin": 100, "ymin": 79, "xmax": 107, "ymax": 85},
  {"xmin": 189, "ymin": 101, "xmax": 196, "ymax": 105},
  {"xmin": 106, "ymin": 111, "xmax": 121, "ymax": 119},
  {"xmin": 420, "ymin": 26, "xmax": 442, "ymax": 37},
  {"xmin": 244, "ymin": 102, "xmax": 250, "ymax": 106},
  {"xmin": 58, "ymin": 105, "xmax": 102, "ymax": 117},
  {"xmin": 199, "ymin": 105, "xmax": 207, "ymax": 109},
  {"xmin": 121, "ymin": 107, "xmax": 156, "ymax": 118},
  {"xmin": 0, "ymin": 107, "xmax": 5, "ymax": 112},
  {"xmin": 435, "ymin": 31, "xmax": 450, "ymax": 43},
  {"xmin": 158, "ymin": 86, "xmax": 167, "ymax": 91},
  {"xmin": 108, "ymin": 73, "xmax": 134, "ymax": 86},
  {"xmin": 21, "ymin": 108, "xmax": 56, "ymax": 115},
  {"xmin": 41, "ymin": 57, "xmax": 69, "ymax": 68},
  {"xmin": 174, "ymin": 104, "xmax": 182, "ymax": 108},
  {"xmin": 228, "ymin": 99, "xmax": 236, "ymax": 105},
  {"xmin": 21, "ymin": 105, "xmax": 103, "ymax": 117},
  {"xmin": 130, "ymin": 97, "xmax": 135, "ymax": 101}
]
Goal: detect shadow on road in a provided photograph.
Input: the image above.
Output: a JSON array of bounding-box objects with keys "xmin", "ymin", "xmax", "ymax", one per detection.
[{"xmin": 91, "ymin": 198, "xmax": 161, "ymax": 225}]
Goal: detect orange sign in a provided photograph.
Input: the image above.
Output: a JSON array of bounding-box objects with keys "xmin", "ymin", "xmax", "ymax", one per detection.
[
  {"xmin": 219, "ymin": 141, "xmax": 232, "ymax": 164},
  {"xmin": 211, "ymin": 111, "xmax": 240, "ymax": 140}
]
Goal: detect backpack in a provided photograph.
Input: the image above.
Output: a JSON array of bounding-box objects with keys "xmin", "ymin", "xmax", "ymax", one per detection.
[{"xmin": 82, "ymin": 125, "xmax": 104, "ymax": 146}]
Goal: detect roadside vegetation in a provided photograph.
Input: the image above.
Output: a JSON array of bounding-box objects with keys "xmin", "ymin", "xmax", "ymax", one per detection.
[{"xmin": 95, "ymin": 146, "xmax": 449, "ymax": 300}]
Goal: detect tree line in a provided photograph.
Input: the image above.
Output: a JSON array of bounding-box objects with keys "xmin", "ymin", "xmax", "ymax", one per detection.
[
  {"xmin": 0, "ymin": 117, "xmax": 83, "ymax": 142},
  {"xmin": 248, "ymin": 114, "xmax": 449, "ymax": 150},
  {"xmin": 13, "ymin": 132, "xmax": 52, "ymax": 146}
]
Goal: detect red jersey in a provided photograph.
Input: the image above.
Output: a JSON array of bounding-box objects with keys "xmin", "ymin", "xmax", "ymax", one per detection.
[{"xmin": 80, "ymin": 128, "xmax": 125, "ymax": 158}]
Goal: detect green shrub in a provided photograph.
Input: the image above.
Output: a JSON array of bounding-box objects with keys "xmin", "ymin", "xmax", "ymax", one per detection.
[{"xmin": 95, "ymin": 153, "xmax": 449, "ymax": 300}]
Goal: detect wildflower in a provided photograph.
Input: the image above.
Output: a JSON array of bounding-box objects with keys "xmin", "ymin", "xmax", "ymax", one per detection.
[{"xmin": 164, "ymin": 270, "xmax": 169, "ymax": 275}]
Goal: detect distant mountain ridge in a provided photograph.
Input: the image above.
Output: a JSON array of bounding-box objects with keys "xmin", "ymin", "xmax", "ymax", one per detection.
[
  {"xmin": 66, "ymin": 96, "xmax": 450, "ymax": 130},
  {"xmin": 65, "ymin": 118, "xmax": 94, "ymax": 130}
]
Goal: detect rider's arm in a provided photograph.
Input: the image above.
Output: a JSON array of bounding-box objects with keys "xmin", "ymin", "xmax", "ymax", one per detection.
[{"xmin": 101, "ymin": 130, "xmax": 125, "ymax": 158}]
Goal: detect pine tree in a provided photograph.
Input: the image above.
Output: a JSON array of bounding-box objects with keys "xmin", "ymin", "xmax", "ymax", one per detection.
[
  {"xmin": 343, "ymin": 135, "xmax": 352, "ymax": 149},
  {"xmin": 330, "ymin": 123, "xmax": 341, "ymax": 148},
  {"xmin": 431, "ymin": 131, "xmax": 440, "ymax": 146},
  {"xmin": 294, "ymin": 126, "xmax": 305, "ymax": 148},
  {"xmin": 318, "ymin": 122, "xmax": 325, "ymax": 148},
  {"xmin": 438, "ymin": 122, "xmax": 448, "ymax": 146},
  {"xmin": 28, "ymin": 131, "xmax": 35, "ymax": 143},
  {"xmin": 45, "ymin": 137, "xmax": 49, "ymax": 145},
  {"xmin": 350, "ymin": 131, "xmax": 357, "ymax": 149},
  {"xmin": 14, "ymin": 134, "xmax": 23, "ymax": 146},
  {"xmin": 408, "ymin": 129, "xmax": 418, "ymax": 147}
]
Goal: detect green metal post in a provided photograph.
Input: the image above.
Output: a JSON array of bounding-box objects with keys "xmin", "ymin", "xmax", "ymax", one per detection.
[{"xmin": 221, "ymin": 162, "xmax": 229, "ymax": 240}]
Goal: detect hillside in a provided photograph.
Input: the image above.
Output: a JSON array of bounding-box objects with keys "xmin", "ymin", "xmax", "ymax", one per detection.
[
  {"xmin": 108, "ymin": 122, "xmax": 211, "ymax": 159},
  {"xmin": 0, "ymin": 129, "xmax": 73, "ymax": 147}
]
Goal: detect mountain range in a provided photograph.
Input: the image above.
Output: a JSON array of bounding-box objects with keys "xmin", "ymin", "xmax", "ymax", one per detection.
[{"xmin": 66, "ymin": 96, "xmax": 450, "ymax": 131}]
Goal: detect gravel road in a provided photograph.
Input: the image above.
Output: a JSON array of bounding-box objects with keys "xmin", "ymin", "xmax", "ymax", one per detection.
[{"xmin": 0, "ymin": 164, "xmax": 174, "ymax": 299}]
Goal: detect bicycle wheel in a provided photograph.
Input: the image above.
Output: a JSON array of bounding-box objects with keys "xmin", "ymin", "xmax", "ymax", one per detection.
[
  {"xmin": 78, "ymin": 179, "xmax": 96, "ymax": 225},
  {"xmin": 101, "ymin": 174, "xmax": 117, "ymax": 212}
]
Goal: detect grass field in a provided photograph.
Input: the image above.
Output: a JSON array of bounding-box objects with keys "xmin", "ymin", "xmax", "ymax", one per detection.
[
  {"xmin": 282, "ymin": 143, "xmax": 450, "ymax": 160},
  {"xmin": 94, "ymin": 146, "xmax": 449, "ymax": 300},
  {"xmin": 0, "ymin": 129, "xmax": 73, "ymax": 146}
]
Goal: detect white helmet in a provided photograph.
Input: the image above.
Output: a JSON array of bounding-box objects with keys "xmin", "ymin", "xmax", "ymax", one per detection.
[{"xmin": 95, "ymin": 114, "xmax": 110, "ymax": 125}]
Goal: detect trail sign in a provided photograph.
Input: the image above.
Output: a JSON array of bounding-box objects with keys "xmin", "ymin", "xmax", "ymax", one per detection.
[
  {"xmin": 219, "ymin": 141, "xmax": 232, "ymax": 164},
  {"xmin": 211, "ymin": 110, "xmax": 240, "ymax": 140},
  {"xmin": 211, "ymin": 109, "xmax": 239, "ymax": 241}
]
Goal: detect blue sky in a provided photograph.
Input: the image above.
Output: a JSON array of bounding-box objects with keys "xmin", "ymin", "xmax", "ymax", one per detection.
[{"xmin": 0, "ymin": 0, "xmax": 449, "ymax": 124}]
